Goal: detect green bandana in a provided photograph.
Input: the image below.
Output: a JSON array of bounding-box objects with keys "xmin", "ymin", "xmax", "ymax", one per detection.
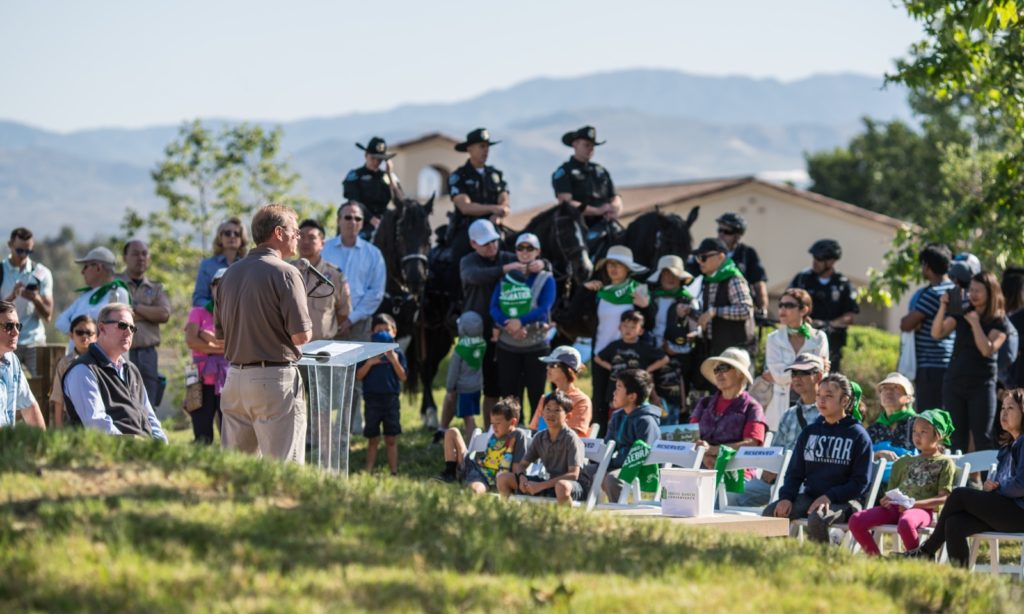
[
  {"xmin": 704, "ymin": 258, "xmax": 742, "ymax": 284},
  {"xmin": 203, "ymin": 299, "xmax": 215, "ymax": 315},
  {"xmin": 786, "ymin": 323, "xmax": 813, "ymax": 339},
  {"xmin": 617, "ymin": 440, "xmax": 661, "ymax": 494},
  {"xmin": 916, "ymin": 409, "xmax": 955, "ymax": 446},
  {"xmin": 714, "ymin": 445, "xmax": 745, "ymax": 493},
  {"xmin": 597, "ymin": 279, "xmax": 638, "ymax": 305},
  {"xmin": 653, "ymin": 287, "xmax": 693, "ymax": 300},
  {"xmin": 75, "ymin": 279, "xmax": 131, "ymax": 306},
  {"xmin": 498, "ymin": 274, "xmax": 533, "ymax": 318},
  {"xmin": 876, "ymin": 406, "xmax": 916, "ymax": 428},
  {"xmin": 454, "ymin": 336, "xmax": 486, "ymax": 370},
  {"xmin": 849, "ymin": 381, "xmax": 864, "ymax": 423}
]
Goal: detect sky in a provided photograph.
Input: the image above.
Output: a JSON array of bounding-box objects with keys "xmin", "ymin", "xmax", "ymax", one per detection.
[{"xmin": 0, "ymin": 1, "xmax": 924, "ymax": 133}]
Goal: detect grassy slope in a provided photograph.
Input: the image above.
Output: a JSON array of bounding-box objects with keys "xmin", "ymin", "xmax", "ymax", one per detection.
[{"xmin": 1, "ymin": 428, "xmax": 1020, "ymax": 613}]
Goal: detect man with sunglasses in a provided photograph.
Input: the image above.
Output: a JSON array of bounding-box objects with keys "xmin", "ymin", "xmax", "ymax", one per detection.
[
  {"xmin": 56, "ymin": 246, "xmax": 131, "ymax": 353},
  {"xmin": 690, "ymin": 213, "xmax": 769, "ymax": 319},
  {"xmin": 0, "ymin": 300, "xmax": 46, "ymax": 429},
  {"xmin": 2, "ymin": 227, "xmax": 53, "ymax": 376},
  {"xmin": 62, "ymin": 303, "xmax": 165, "ymax": 440},
  {"xmin": 789, "ymin": 239, "xmax": 859, "ymax": 373},
  {"xmin": 693, "ymin": 237, "xmax": 756, "ymax": 362}
]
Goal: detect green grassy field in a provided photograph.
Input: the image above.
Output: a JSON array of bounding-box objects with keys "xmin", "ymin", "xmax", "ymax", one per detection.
[{"xmin": 2, "ymin": 426, "xmax": 1021, "ymax": 613}]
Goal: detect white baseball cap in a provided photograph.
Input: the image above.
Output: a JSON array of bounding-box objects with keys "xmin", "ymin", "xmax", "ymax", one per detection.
[{"xmin": 469, "ymin": 219, "xmax": 501, "ymax": 245}]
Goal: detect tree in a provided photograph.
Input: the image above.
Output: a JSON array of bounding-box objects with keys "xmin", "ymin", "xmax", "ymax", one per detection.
[
  {"xmin": 863, "ymin": 0, "xmax": 1024, "ymax": 306},
  {"xmin": 123, "ymin": 120, "xmax": 331, "ymax": 408}
]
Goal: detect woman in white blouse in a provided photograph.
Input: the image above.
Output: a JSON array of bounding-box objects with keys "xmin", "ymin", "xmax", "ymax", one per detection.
[{"xmin": 762, "ymin": 288, "xmax": 829, "ymax": 430}]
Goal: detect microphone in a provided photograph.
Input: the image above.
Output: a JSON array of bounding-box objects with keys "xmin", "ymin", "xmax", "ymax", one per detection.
[{"xmin": 298, "ymin": 258, "xmax": 336, "ymax": 288}]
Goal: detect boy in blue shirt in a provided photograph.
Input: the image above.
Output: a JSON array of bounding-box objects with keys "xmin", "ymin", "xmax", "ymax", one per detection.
[{"xmin": 356, "ymin": 314, "xmax": 407, "ymax": 475}]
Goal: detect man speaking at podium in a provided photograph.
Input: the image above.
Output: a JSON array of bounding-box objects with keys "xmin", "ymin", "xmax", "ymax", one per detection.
[{"xmin": 216, "ymin": 204, "xmax": 313, "ymax": 463}]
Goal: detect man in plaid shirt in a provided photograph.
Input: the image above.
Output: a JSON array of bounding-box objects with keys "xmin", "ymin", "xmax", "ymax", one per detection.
[{"xmin": 694, "ymin": 238, "xmax": 755, "ymax": 359}]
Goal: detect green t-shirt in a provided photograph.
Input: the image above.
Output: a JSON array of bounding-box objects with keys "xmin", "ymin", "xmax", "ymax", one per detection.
[{"xmin": 889, "ymin": 454, "xmax": 956, "ymax": 509}]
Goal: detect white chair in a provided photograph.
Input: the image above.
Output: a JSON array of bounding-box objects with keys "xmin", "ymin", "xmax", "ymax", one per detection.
[
  {"xmin": 955, "ymin": 450, "xmax": 998, "ymax": 477},
  {"xmin": 763, "ymin": 431, "xmax": 775, "ymax": 447},
  {"xmin": 588, "ymin": 423, "xmax": 601, "ymax": 439},
  {"xmin": 716, "ymin": 446, "xmax": 792, "ymax": 515},
  {"xmin": 865, "ymin": 460, "xmax": 970, "ymax": 556},
  {"xmin": 511, "ymin": 437, "xmax": 615, "ymax": 512},
  {"xmin": 969, "ymin": 532, "xmax": 1024, "ymax": 578},
  {"xmin": 792, "ymin": 458, "xmax": 887, "ymax": 544},
  {"xmin": 596, "ymin": 441, "xmax": 708, "ymax": 510},
  {"xmin": 463, "ymin": 428, "xmax": 487, "ymax": 461}
]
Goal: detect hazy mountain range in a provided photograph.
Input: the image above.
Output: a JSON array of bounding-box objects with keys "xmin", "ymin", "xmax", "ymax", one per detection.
[{"xmin": 0, "ymin": 69, "xmax": 911, "ymax": 238}]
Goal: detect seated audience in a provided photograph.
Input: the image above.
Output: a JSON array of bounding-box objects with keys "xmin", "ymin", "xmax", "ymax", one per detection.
[
  {"xmin": 868, "ymin": 372, "xmax": 917, "ymax": 464},
  {"xmin": 0, "ymin": 300, "xmax": 46, "ymax": 429},
  {"xmin": 529, "ymin": 345, "xmax": 592, "ymax": 438},
  {"xmin": 49, "ymin": 314, "xmax": 97, "ymax": 427},
  {"xmin": 62, "ymin": 303, "xmax": 166, "ymax": 441},
  {"xmin": 594, "ymin": 310, "xmax": 668, "ymax": 406},
  {"xmin": 497, "ymin": 390, "xmax": 587, "ymax": 505},
  {"xmin": 763, "ymin": 373, "xmax": 872, "ymax": 543},
  {"xmin": 434, "ymin": 397, "xmax": 529, "ymax": 494},
  {"xmin": 691, "ymin": 347, "xmax": 768, "ymax": 469}
]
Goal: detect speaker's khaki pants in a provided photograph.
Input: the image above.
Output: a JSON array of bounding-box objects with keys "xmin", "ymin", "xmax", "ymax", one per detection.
[{"xmin": 221, "ymin": 365, "xmax": 306, "ymax": 464}]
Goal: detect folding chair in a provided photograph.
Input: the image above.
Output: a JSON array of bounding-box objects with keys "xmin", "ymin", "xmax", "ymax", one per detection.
[
  {"xmin": 463, "ymin": 428, "xmax": 487, "ymax": 462},
  {"xmin": 716, "ymin": 446, "xmax": 792, "ymax": 515},
  {"xmin": 969, "ymin": 532, "xmax": 1024, "ymax": 578},
  {"xmin": 588, "ymin": 423, "xmax": 601, "ymax": 438},
  {"xmin": 511, "ymin": 437, "xmax": 615, "ymax": 512},
  {"xmin": 792, "ymin": 458, "xmax": 887, "ymax": 544},
  {"xmin": 865, "ymin": 460, "xmax": 970, "ymax": 556},
  {"xmin": 595, "ymin": 441, "xmax": 708, "ymax": 510},
  {"xmin": 955, "ymin": 450, "xmax": 998, "ymax": 477}
]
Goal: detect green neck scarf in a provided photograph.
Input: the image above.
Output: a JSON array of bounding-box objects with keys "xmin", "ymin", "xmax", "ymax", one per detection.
[
  {"xmin": 849, "ymin": 381, "xmax": 864, "ymax": 423},
  {"xmin": 498, "ymin": 274, "xmax": 533, "ymax": 318},
  {"xmin": 75, "ymin": 279, "xmax": 131, "ymax": 305},
  {"xmin": 653, "ymin": 286, "xmax": 692, "ymax": 300},
  {"xmin": 876, "ymin": 406, "xmax": 916, "ymax": 428},
  {"xmin": 714, "ymin": 445, "xmax": 745, "ymax": 493},
  {"xmin": 704, "ymin": 258, "xmax": 742, "ymax": 284},
  {"xmin": 203, "ymin": 299, "xmax": 215, "ymax": 315},
  {"xmin": 786, "ymin": 323, "xmax": 813, "ymax": 339},
  {"xmin": 597, "ymin": 278, "xmax": 638, "ymax": 305},
  {"xmin": 454, "ymin": 336, "xmax": 486, "ymax": 370}
]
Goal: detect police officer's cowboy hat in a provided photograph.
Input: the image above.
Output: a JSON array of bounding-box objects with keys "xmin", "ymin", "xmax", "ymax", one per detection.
[
  {"xmin": 455, "ymin": 128, "xmax": 501, "ymax": 152},
  {"xmin": 561, "ymin": 125, "xmax": 606, "ymax": 147},
  {"xmin": 355, "ymin": 136, "xmax": 396, "ymax": 160}
]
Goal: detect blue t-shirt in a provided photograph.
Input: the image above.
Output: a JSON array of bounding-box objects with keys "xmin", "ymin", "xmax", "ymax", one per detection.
[
  {"xmin": 360, "ymin": 351, "xmax": 407, "ymax": 396},
  {"xmin": 911, "ymin": 281, "xmax": 956, "ymax": 369}
]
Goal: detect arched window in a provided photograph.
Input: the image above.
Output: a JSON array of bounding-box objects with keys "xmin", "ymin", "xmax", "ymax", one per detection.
[{"xmin": 416, "ymin": 165, "xmax": 449, "ymax": 198}]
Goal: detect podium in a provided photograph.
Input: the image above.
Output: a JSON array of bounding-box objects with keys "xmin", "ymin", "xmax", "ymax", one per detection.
[{"xmin": 298, "ymin": 339, "xmax": 398, "ymax": 477}]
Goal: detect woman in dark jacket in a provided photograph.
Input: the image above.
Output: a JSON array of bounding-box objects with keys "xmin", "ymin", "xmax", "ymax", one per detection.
[{"xmin": 907, "ymin": 388, "xmax": 1024, "ymax": 565}]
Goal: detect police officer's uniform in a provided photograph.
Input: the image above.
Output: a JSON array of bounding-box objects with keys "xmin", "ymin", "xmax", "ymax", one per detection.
[
  {"xmin": 342, "ymin": 137, "xmax": 401, "ymax": 239},
  {"xmin": 790, "ymin": 268, "xmax": 859, "ymax": 373},
  {"xmin": 551, "ymin": 126, "xmax": 616, "ymax": 231}
]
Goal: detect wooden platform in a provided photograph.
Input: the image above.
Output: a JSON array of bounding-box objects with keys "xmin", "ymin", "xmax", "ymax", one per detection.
[{"xmin": 598, "ymin": 508, "xmax": 789, "ymax": 537}]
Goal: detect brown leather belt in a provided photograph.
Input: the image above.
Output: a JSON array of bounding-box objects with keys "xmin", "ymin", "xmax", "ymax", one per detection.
[{"xmin": 230, "ymin": 361, "xmax": 294, "ymax": 369}]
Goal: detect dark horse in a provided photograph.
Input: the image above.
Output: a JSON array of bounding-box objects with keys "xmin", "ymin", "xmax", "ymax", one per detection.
[{"xmin": 551, "ymin": 206, "xmax": 701, "ymax": 344}]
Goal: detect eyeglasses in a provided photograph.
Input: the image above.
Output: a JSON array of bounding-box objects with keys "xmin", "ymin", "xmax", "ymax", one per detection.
[
  {"xmin": 220, "ymin": 229, "xmax": 241, "ymax": 238},
  {"xmin": 1, "ymin": 322, "xmax": 23, "ymax": 334},
  {"xmin": 695, "ymin": 252, "xmax": 718, "ymax": 263},
  {"xmin": 73, "ymin": 328, "xmax": 97, "ymax": 337},
  {"xmin": 343, "ymin": 215, "xmax": 364, "ymax": 222},
  {"xmin": 81, "ymin": 263, "xmax": 95, "ymax": 272},
  {"xmin": 717, "ymin": 228, "xmax": 738, "ymax": 236},
  {"xmin": 713, "ymin": 364, "xmax": 733, "ymax": 374},
  {"xmin": 778, "ymin": 301, "xmax": 801, "ymax": 310},
  {"xmin": 790, "ymin": 369, "xmax": 819, "ymax": 378},
  {"xmin": 516, "ymin": 244, "xmax": 537, "ymax": 252},
  {"xmin": 13, "ymin": 248, "xmax": 33, "ymax": 256},
  {"xmin": 102, "ymin": 320, "xmax": 138, "ymax": 334}
]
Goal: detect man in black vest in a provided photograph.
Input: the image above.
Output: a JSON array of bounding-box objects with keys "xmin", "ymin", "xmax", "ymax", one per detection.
[
  {"xmin": 447, "ymin": 128, "xmax": 509, "ymax": 268},
  {"xmin": 694, "ymin": 238, "xmax": 755, "ymax": 361},
  {"xmin": 552, "ymin": 125, "xmax": 623, "ymax": 242},
  {"xmin": 789, "ymin": 239, "xmax": 859, "ymax": 373},
  {"xmin": 62, "ymin": 302, "xmax": 167, "ymax": 441},
  {"xmin": 343, "ymin": 136, "xmax": 404, "ymax": 241}
]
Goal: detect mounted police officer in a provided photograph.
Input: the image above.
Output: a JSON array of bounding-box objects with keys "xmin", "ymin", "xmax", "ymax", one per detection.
[
  {"xmin": 343, "ymin": 136, "xmax": 404, "ymax": 241},
  {"xmin": 552, "ymin": 125, "xmax": 623, "ymax": 253},
  {"xmin": 789, "ymin": 239, "xmax": 859, "ymax": 372},
  {"xmin": 447, "ymin": 128, "xmax": 509, "ymax": 274}
]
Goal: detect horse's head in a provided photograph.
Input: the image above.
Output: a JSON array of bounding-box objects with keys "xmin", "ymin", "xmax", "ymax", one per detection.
[
  {"xmin": 389, "ymin": 195, "xmax": 433, "ymax": 295},
  {"xmin": 658, "ymin": 206, "xmax": 700, "ymax": 261}
]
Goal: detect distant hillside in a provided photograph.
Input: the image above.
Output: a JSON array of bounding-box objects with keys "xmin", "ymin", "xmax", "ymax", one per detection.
[{"xmin": 0, "ymin": 69, "xmax": 909, "ymax": 238}]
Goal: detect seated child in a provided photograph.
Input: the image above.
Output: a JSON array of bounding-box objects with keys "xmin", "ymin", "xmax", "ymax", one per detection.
[
  {"xmin": 446, "ymin": 311, "xmax": 485, "ymax": 439},
  {"xmin": 434, "ymin": 397, "xmax": 529, "ymax": 494},
  {"xmin": 848, "ymin": 409, "xmax": 956, "ymax": 555},
  {"xmin": 355, "ymin": 314, "xmax": 407, "ymax": 476},
  {"xmin": 594, "ymin": 310, "xmax": 669, "ymax": 408},
  {"xmin": 587, "ymin": 368, "xmax": 661, "ymax": 503},
  {"xmin": 497, "ymin": 390, "xmax": 587, "ymax": 505},
  {"xmin": 763, "ymin": 373, "xmax": 873, "ymax": 543}
]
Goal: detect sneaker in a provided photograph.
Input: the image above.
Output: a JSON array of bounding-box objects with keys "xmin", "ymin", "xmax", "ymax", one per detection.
[
  {"xmin": 431, "ymin": 472, "xmax": 456, "ymax": 484},
  {"xmin": 431, "ymin": 429, "xmax": 445, "ymax": 445},
  {"xmin": 900, "ymin": 547, "xmax": 930, "ymax": 559}
]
